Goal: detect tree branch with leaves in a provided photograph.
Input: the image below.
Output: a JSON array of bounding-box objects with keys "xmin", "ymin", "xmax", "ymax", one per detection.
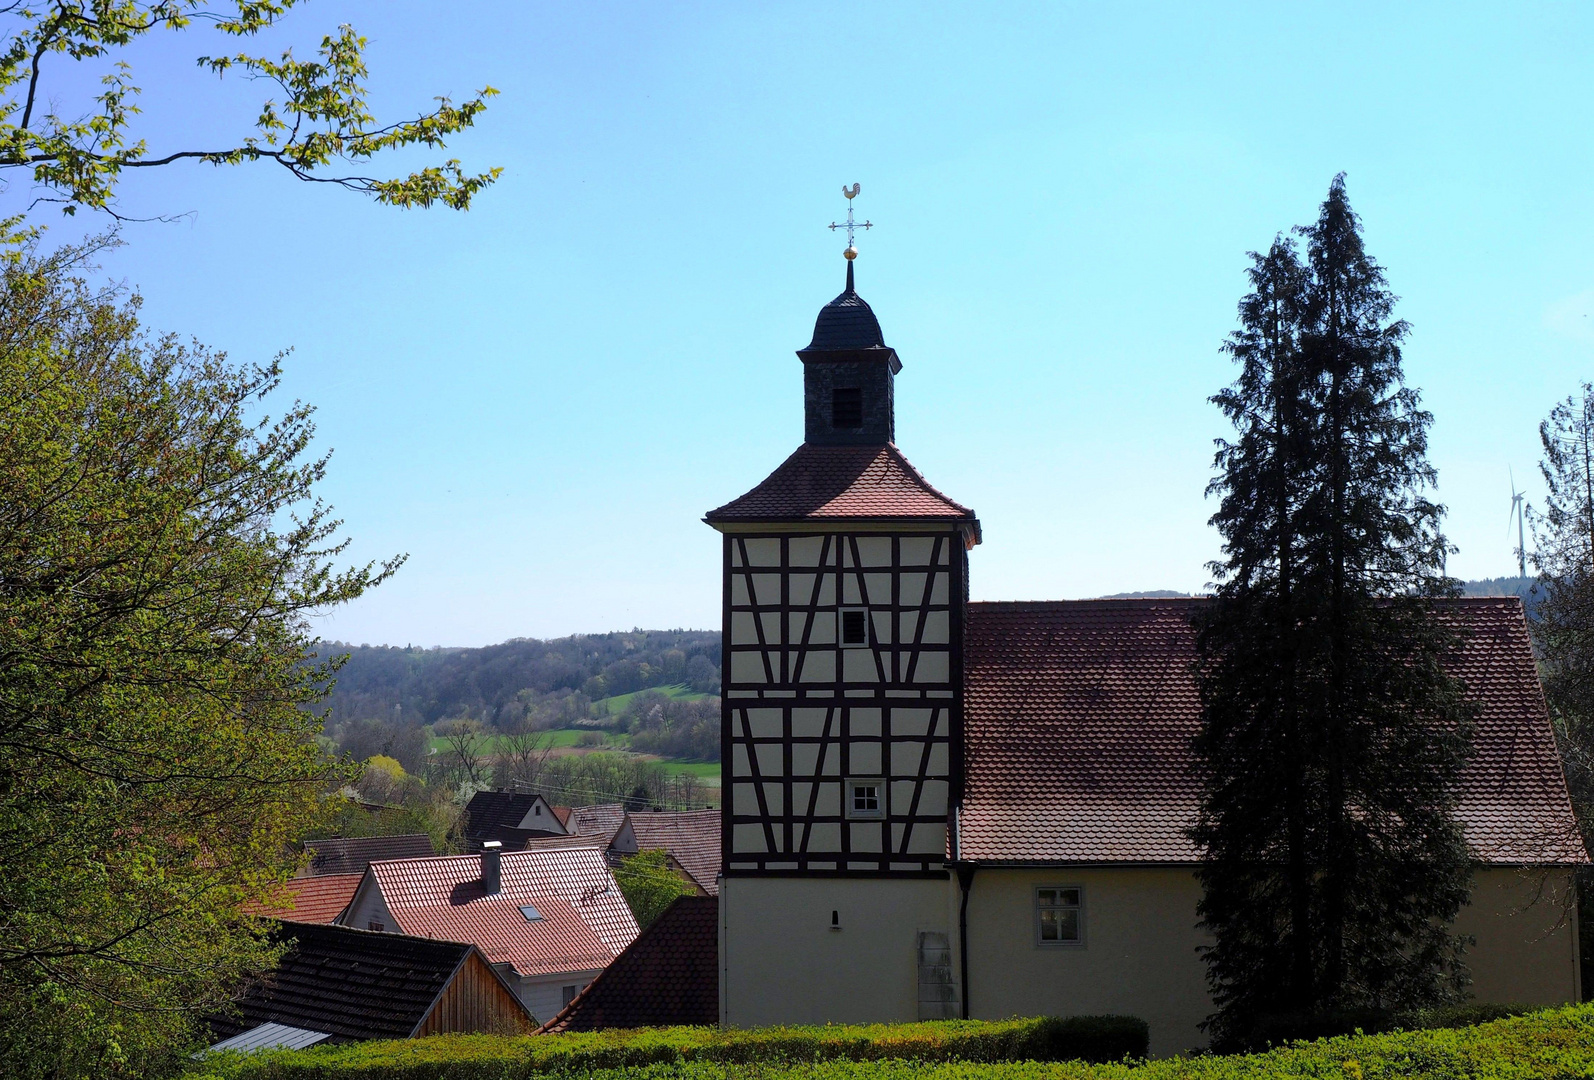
[{"xmin": 0, "ymin": 1, "xmax": 499, "ymax": 227}]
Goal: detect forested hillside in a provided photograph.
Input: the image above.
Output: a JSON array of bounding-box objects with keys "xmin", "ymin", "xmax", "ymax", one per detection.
[{"xmin": 319, "ymin": 629, "xmax": 719, "ymax": 724}]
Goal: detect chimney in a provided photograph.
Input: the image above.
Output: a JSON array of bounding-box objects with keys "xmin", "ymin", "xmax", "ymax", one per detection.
[{"xmin": 481, "ymin": 840, "xmax": 502, "ymax": 894}]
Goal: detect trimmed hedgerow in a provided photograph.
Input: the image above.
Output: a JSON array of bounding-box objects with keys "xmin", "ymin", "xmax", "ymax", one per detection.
[
  {"xmin": 188, "ymin": 1006, "xmax": 1594, "ymax": 1080},
  {"xmin": 189, "ymin": 1015, "xmax": 1147, "ymax": 1079},
  {"xmin": 1228, "ymin": 1001, "xmax": 1538, "ymax": 1052}
]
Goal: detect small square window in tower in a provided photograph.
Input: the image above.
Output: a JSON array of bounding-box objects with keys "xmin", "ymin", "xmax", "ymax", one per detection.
[
  {"xmin": 831, "ymin": 386, "xmax": 864, "ymax": 429},
  {"xmin": 840, "ymin": 608, "xmax": 870, "ymax": 647},
  {"xmin": 846, "ymin": 778, "xmax": 885, "ymax": 819}
]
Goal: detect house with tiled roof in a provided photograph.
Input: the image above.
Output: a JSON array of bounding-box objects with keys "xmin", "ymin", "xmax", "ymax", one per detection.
[
  {"xmin": 338, "ymin": 842, "xmax": 638, "ymax": 1024},
  {"xmin": 612, "ymin": 810, "xmax": 721, "ymax": 895},
  {"xmin": 207, "ymin": 921, "xmax": 533, "ymax": 1053},
  {"xmin": 540, "ymin": 895, "xmax": 718, "ymax": 1032},
  {"xmin": 300, "ymin": 833, "xmax": 435, "ymax": 876},
  {"xmin": 246, "ymin": 873, "xmax": 364, "ymax": 924},
  {"xmin": 463, "ymin": 791, "xmax": 576, "ymax": 850},
  {"xmin": 708, "ymin": 244, "xmax": 1586, "ymax": 1056}
]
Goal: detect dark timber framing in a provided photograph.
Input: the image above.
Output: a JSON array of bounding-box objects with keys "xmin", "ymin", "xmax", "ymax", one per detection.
[{"xmin": 720, "ymin": 527, "xmax": 966, "ymax": 877}]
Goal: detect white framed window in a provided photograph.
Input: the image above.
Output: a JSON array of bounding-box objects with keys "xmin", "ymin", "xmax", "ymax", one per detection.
[
  {"xmin": 1035, "ymin": 886, "xmax": 1084, "ymax": 946},
  {"xmin": 562, "ymin": 984, "xmax": 579, "ymax": 1007},
  {"xmin": 845, "ymin": 778, "xmax": 885, "ymax": 820},
  {"xmin": 840, "ymin": 607, "xmax": 870, "ymax": 647}
]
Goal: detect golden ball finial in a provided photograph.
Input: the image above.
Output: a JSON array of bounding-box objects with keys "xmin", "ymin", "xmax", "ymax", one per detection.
[{"xmin": 844, "ymin": 245, "xmax": 858, "ymax": 260}]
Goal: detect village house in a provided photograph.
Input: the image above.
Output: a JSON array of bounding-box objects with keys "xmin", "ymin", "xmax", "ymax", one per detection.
[
  {"xmin": 463, "ymin": 792, "xmax": 627, "ymax": 850},
  {"xmin": 608, "ymin": 809, "xmax": 721, "ymax": 895},
  {"xmin": 540, "ymin": 895, "xmax": 719, "ymax": 1032},
  {"xmin": 338, "ymin": 842, "xmax": 638, "ymax": 1022},
  {"xmin": 299, "ymin": 833, "xmax": 435, "ymax": 876},
  {"xmin": 706, "ymin": 254, "xmax": 1587, "ymax": 1056},
  {"xmin": 207, "ymin": 921, "xmax": 534, "ymax": 1054},
  {"xmin": 248, "ymin": 874, "xmax": 364, "ymax": 925}
]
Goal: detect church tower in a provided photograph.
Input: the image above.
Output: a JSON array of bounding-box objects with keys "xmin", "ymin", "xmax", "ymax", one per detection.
[{"xmin": 706, "ymin": 219, "xmax": 979, "ymax": 1025}]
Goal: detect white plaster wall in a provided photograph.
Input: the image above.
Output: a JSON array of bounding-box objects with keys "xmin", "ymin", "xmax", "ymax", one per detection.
[
  {"xmin": 515, "ymin": 969, "xmax": 602, "ymax": 1026},
  {"xmin": 1457, "ymin": 867, "xmax": 1580, "ymax": 1005},
  {"xmin": 963, "ymin": 867, "xmax": 1213, "ymax": 1058},
  {"xmin": 721, "ymin": 876, "xmax": 953, "ymax": 1027},
  {"xmin": 963, "ymin": 865, "xmax": 1582, "ymax": 1058},
  {"xmin": 340, "ymin": 879, "xmax": 396, "ymax": 932}
]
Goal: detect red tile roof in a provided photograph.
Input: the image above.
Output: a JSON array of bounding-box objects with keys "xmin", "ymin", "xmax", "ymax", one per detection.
[
  {"xmin": 705, "ymin": 443, "xmax": 977, "ymax": 537},
  {"xmin": 302, "ymin": 834, "xmax": 435, "ymax": 876},
  {"xmin": 571, "ymin": 804, "xmax": 627, "ymax": 846},
  {"xmin": 617, "ymin": 810, "xmax": 721, "ymax": 895},
  {"xmin": 960, "ymin": 598, "xmax": 1586, "ymax": 866},
  {"xmin": 247, "ymin": 874, "xmax": 363, "ymax": 924},
  {"xmin": 211, "ymin": 922, "xmax": 533, "ymax": 1043},
  {"xmin": 365, "ymin": 845, "xmax": 638, "ymax": 978},
  {"xmin": 539, "ymin": 896, "xmax": 718, "ymax": 1032}
]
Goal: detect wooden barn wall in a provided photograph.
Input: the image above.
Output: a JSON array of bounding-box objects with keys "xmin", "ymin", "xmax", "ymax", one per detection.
[{"xmin": 417, "ymin": 953, "xmax": 535, "ymax": 1036}]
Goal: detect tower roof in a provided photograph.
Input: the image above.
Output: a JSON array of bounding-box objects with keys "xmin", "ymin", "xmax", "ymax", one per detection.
[
  {"xmin": 705, "ymin": 442, "xmax": 979, "ymax": 542},
  {"xmin": 803, "ymin": 261, "xmax": 890, "ymax": 353}
]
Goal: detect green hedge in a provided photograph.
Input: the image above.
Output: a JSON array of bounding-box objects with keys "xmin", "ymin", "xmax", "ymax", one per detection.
[
  {"xmin": 1224, "ymin": 1001, "xmax": 1540, "ymax": 1052},
  {"xmin": 188, "ymin": 1006, "xmax": 1594, "ymax": 1080},
  {"xmin": 190, "ymin": 1015, "xmax": 1148, "ymax": 1079}
]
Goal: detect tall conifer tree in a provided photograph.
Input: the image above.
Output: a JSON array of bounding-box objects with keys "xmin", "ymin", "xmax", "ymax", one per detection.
[{"xmin": 1194, "ymin": 175, "xmax": 1474, "ymax": 1047}]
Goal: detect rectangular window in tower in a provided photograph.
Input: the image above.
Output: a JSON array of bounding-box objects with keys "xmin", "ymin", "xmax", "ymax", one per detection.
[
  {"xmin": 832, "ymin": 387, "xmax": 863, "ymax": 428},
  {"xmin": 840, "ymin": 607, "xmax": 870, "ymax": 647},
  {"xmin": 846, "ymin": 778, "xmax": 885, "ymax": 819},
  {"xmin": 1035, "ymin": 886, "xmax": 1084, "ymax": 946}
]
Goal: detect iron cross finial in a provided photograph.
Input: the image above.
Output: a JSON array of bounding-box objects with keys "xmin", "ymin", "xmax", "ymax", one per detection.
[{"xmin": 829, "ymin": 182, "xmax": 872, "ymax": 260}]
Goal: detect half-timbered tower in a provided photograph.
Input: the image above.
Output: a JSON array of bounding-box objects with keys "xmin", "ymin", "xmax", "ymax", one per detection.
[{"xmin": 706, "ymin": 253, "xmax": 980, "ymax": 1023}]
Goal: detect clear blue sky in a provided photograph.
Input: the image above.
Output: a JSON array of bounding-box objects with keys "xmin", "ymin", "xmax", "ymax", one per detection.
[{"xmin": 65, "ymin": 3, "xmax": 1594, "ymax": 646}]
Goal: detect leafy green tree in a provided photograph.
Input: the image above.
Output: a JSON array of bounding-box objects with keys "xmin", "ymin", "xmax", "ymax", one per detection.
[
  {"xmin": 613, "ymin": 849, "xmax": 698, "ymax": 929},
  {"xmin": 1194, "ymin": 175, "xmax": 1474, "ymax": 1048},
  {"xmin": 1528, "ymin": 384, "xmax": 1594, "ymax": 992},
  {"xmin": 0, "ymin": 1, "xmax": 498, "ymax": 227},
  {"xmin": 0, "ymin": 240, "xmax": 396, "ymax": 1077},
  {"xmin": 1531, "ymin": 384, "xmax": 1594, "ymax": 837}
]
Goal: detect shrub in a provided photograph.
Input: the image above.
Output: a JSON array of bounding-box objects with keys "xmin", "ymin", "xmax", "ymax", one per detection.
[
  {"xmin": 189, "ymin": 1014, "xmax": 1147, "ymax": 1079},
  {"xmin": 1225, "ymin": 1000, "xmax": 1539, "ymax": 1052}
]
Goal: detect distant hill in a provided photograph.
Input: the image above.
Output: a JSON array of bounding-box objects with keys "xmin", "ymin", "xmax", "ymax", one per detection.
[
  {"xmin": 316, "ymin": 630, "xmax": 720, "ymax": 732},
  {"xmin": 1099, "ymin": 579, "xmax": 1538, "ymax": 601},
  {"xmin": 1459, "ymin": 576, "xmax": 1537, "ymax": 598}
]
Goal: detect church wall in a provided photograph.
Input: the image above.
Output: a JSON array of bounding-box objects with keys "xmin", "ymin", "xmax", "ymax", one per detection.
[
  {"xmin": 720, "ymin": 875, "xmax": 953, "ymax": 1027},
  {"xmin": 1457, "ymin": 866, "xmax": 1580, "ymax": 1005},
  {"xmin": 962, "ymin": 865, "xmax": 1580, "ymax": 1058},
  {"xmin": 961, "ymin": 867, "xmax": 1213, "ymax": 1057}
]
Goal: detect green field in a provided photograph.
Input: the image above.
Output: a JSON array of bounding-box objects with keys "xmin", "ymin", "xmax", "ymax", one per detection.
[
  {"xmin": 590, "ymin": 682, "xmax": 712, "ymax": 716},
  {"xmin": 657, "ymin": 760, "xmax": 720, "ymax": 780}
]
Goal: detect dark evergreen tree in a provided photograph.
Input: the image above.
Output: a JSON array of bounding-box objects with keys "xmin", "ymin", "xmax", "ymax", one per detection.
[{"xmin": 1194, "ymin": 175, "xmax": 1475, "ymax": 1048}]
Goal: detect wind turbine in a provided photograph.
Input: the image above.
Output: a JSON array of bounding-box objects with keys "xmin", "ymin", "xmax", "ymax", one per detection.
[{"xmin": 1509, "ymin": 469, "xmax": 1527, "ymax": 580}]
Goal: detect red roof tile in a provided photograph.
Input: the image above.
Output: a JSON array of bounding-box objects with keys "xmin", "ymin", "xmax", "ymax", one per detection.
[
  {"xmin": 301, "ymin": 834, "xmax": 435, "ymax": 876},
  {"xmin": 960, "ymin": 598, "xmax": 1586, "ymax": 866},
  {"xmin": 247, "ymin": 874, "xmax": 363, "ymax": 924},
  {"xmin": 539, "ymin": 896, "xmax": 718, "ymax": 1032},
  {"xmin": 705, "ymin": 443, "xmax": 977, "ymax": 534},
  {"xmin": 571, "ymin": 804, "xmax": 627, "ymax": 847},
  {"xmin": 616, "ymin": 810, "xmax": 721, "ymax": 895},
  {"xmin": 366, "ymin": 845, "xmax": 638, "ymax": 978}
]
